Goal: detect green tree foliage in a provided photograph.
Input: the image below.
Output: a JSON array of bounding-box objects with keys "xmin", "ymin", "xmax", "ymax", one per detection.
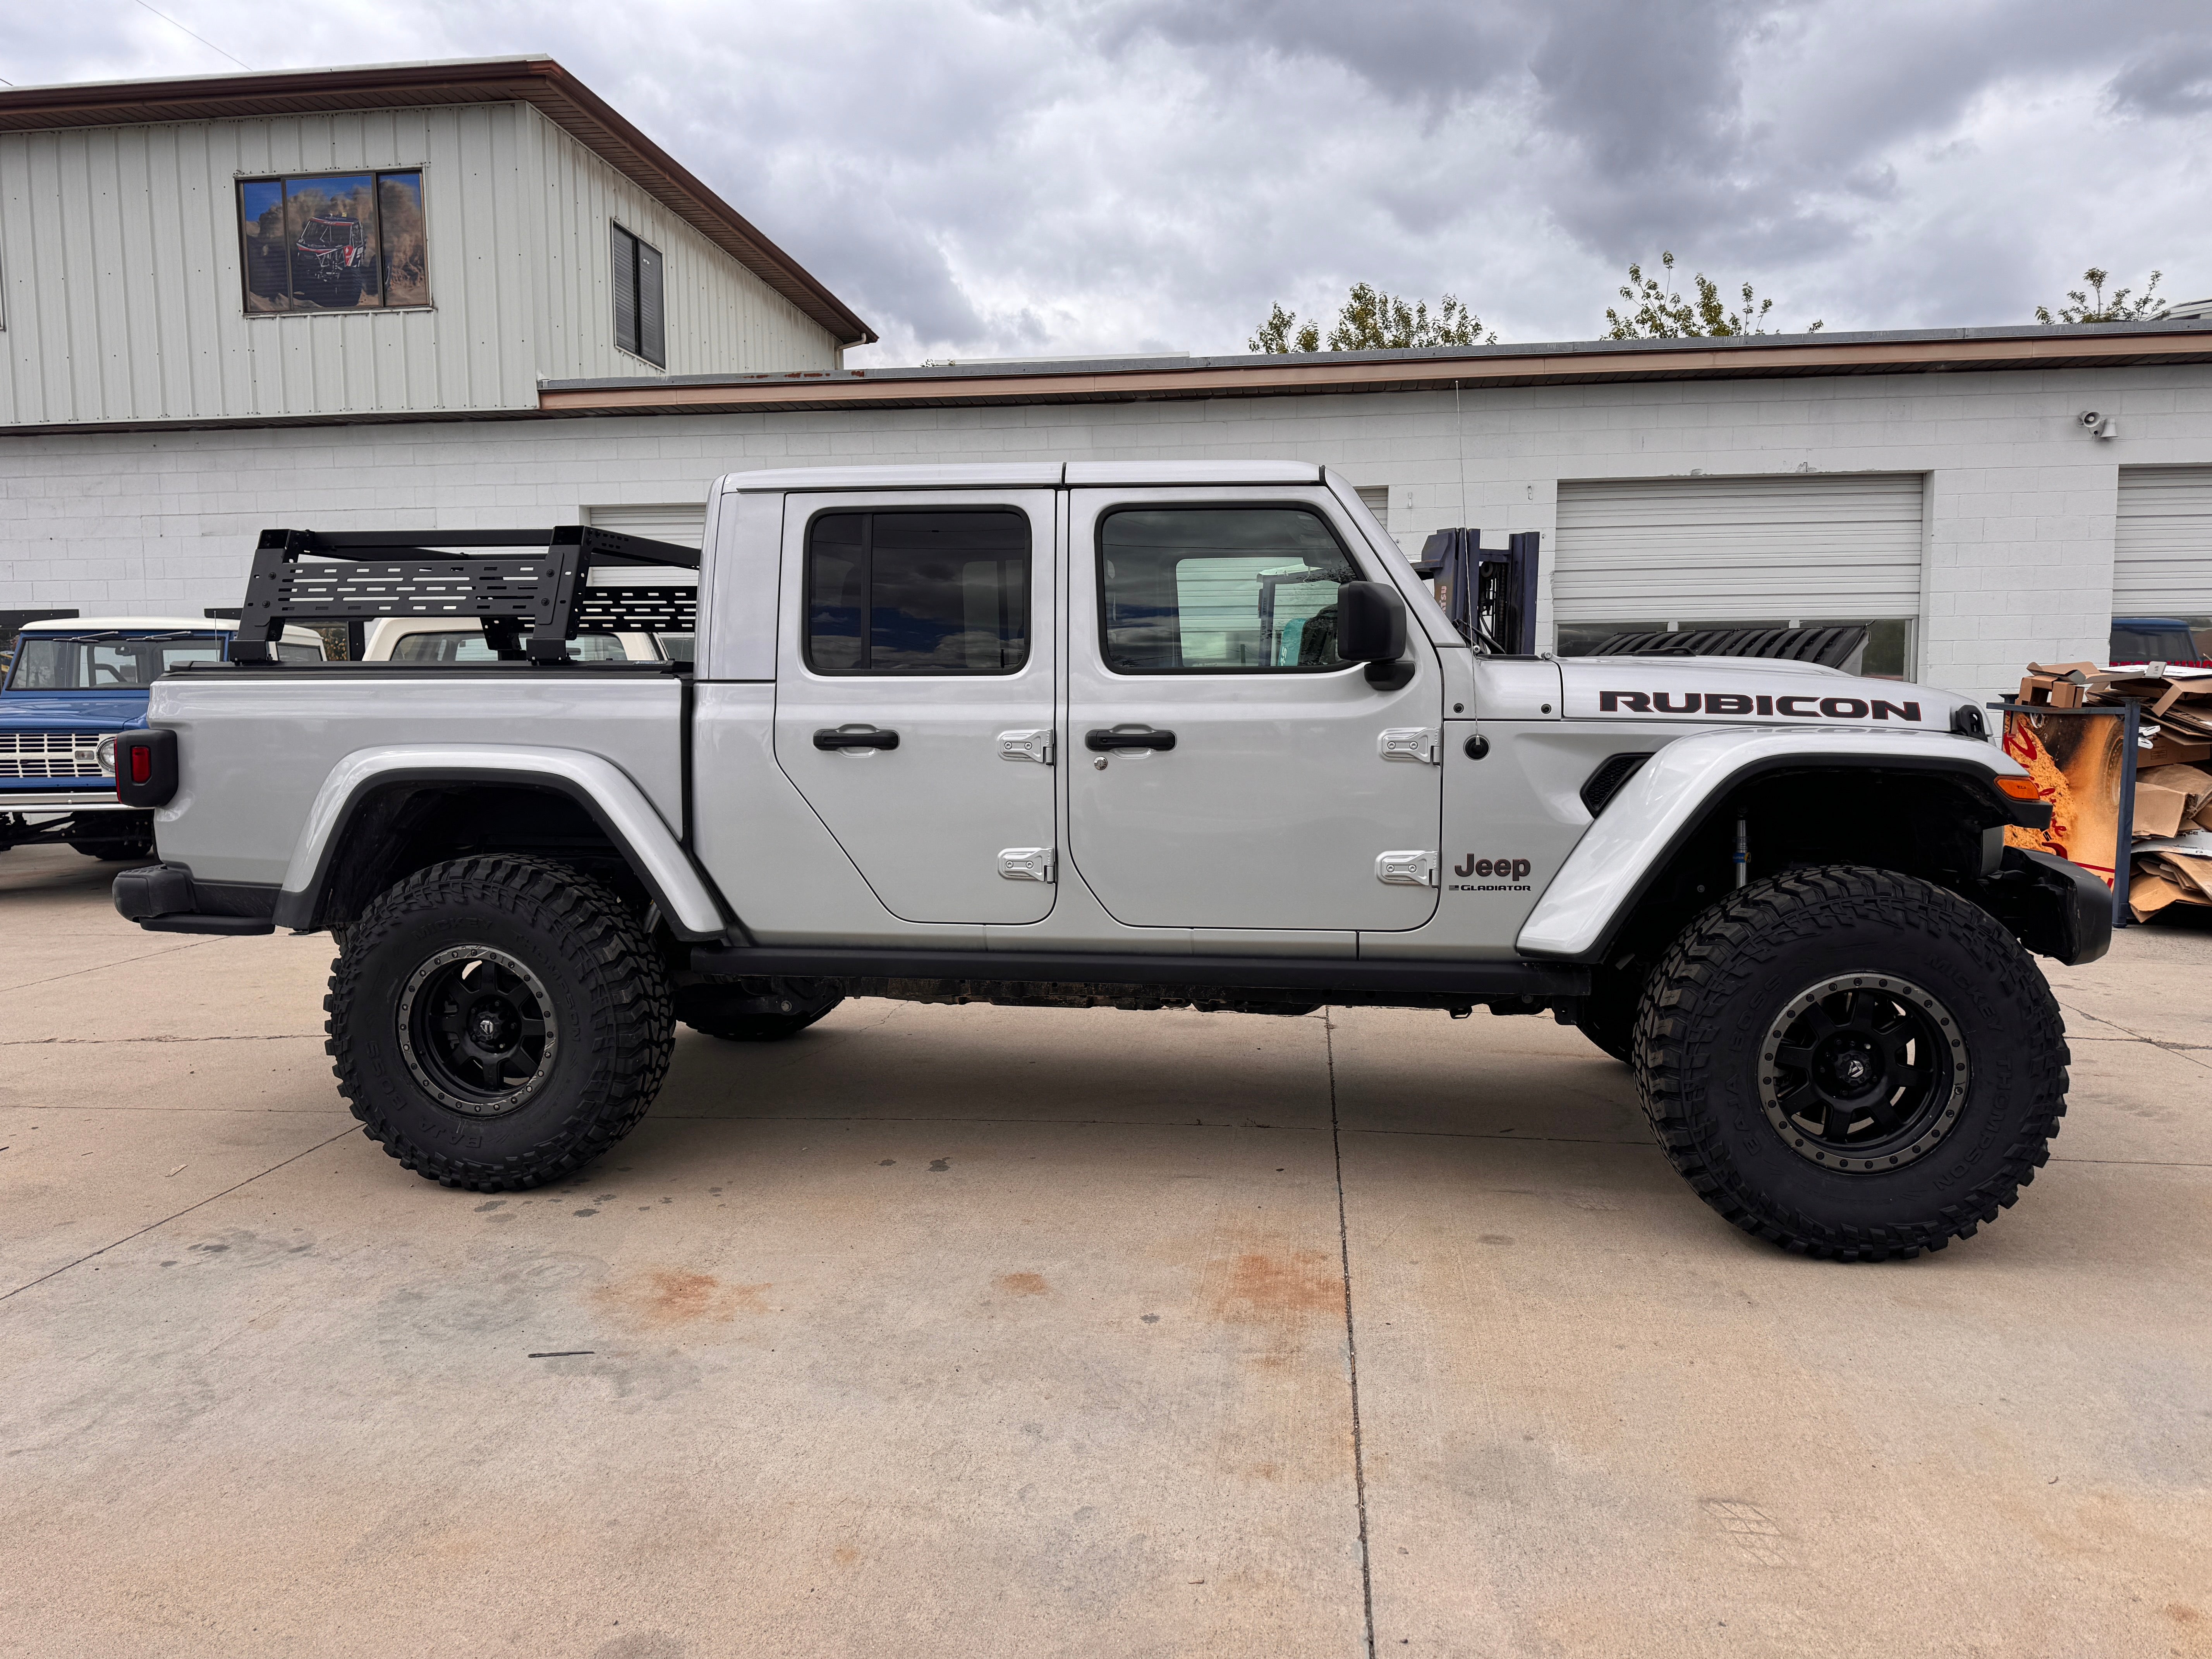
[
  {"xmin": 1249, "ymin": 283, "xmax": 1495, "ymax": 354},
  {"xmin": 2035, "ymin": 267, "xmax": 2166, "ymax": 324},
  {"xmin": 1603, "ymin": 251, "xmax": 1822, "ymax": 339}
]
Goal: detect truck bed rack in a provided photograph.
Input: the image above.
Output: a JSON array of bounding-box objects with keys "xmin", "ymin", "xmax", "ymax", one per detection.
[{"xmin": 229, "ymin": 526, "xmax": 700, "ymax": 663}]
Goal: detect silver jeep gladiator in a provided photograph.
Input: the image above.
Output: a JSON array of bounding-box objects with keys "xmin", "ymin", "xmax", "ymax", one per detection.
[{"xmin": 110, "ymin": 461, "xmax": 2107, "ymax": 1261}]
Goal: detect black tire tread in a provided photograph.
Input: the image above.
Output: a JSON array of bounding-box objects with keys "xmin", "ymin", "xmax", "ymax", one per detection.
[
  {"xmin": 325, "ymin": 855, "xmax": 673, "ymax": 1191},
  {"xmin": 1634, "ymin": 864, "xmax": 2069, "ymax": 1262}
]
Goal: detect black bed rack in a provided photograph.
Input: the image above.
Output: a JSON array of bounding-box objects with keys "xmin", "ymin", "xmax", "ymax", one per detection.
[{"xmin": 229, "ymin": 526, "xmax": 700, "ymax": 663}]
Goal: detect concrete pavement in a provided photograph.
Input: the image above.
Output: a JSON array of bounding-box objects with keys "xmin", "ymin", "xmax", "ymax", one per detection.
[{"xmin": 3, "ymin": 843, "xmax": 2208, "ymax": 1658}]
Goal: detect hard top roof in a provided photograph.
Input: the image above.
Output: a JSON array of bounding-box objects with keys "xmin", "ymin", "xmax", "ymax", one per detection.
[
  {"xmin": 720, "ymin": 460, "xmax": 1326, "ymax": 492},
  {"xmin": 14, "ymin": 617, "xmax": 322, "ymax": 640}
]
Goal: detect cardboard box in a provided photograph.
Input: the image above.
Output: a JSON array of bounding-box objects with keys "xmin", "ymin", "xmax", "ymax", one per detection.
[
  {"xmin": 2135, "ymin": 777, "xmax": 2194, "ymax": 839},
  {"xmin": 2142, "ymin": 732, "xmax": 2212, "ymax": 768}
]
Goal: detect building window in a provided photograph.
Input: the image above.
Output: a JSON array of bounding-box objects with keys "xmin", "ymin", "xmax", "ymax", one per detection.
[
  {"xmin": 611, "ymin": 223, "xmax": 666, "ymax": 368},
  {"xmin": 237, "ymin": 171, "xmax": 428, "ymax": 313},
  {"xmin": 805, "ymin": 510, "xmax": 1030, "ymax": 674}
]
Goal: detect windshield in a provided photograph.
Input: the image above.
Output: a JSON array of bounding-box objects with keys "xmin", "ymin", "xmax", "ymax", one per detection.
[{"xmin": 7, "ymin": 634, "xmax": 225, "ymax": 690}]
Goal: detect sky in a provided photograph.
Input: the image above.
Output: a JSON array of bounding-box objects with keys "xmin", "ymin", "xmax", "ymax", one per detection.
[{"xmin": 7, "ymin": 0, "xmax": 2210, "ymax": 366}]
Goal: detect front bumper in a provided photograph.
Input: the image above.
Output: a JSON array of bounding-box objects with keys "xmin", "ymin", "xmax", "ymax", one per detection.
[
  {"xmin": 112, "ymin": 863, "xmax": 277, "ymax": 935},
  {"xmin": 2, "ymin": 790, "xmax": 134, "ymax": 811},
  {"xmin": 1977, "ymin": 847, "xmax": 2114, "ymax": 966}
]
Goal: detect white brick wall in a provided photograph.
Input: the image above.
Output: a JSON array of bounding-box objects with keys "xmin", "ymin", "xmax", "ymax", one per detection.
[{"xmin": 6, "ymin": 361, "xmax": 2211, "ymax": 700}]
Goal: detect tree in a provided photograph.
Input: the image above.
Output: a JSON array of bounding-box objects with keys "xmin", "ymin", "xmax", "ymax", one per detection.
[
  {"xmin": 1602, "ymin": 251, "xmax": 1822, "ymax": 339},
  {"xmin": 1249, "ymin": 283, "xmax": 1495, "ymax": 354},
  {"xmin": 2035, "ymin": 267, "xmax": 2165, "ymax": 324}
]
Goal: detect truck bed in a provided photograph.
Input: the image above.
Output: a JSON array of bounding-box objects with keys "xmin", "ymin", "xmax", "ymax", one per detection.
[{"xmin": 150, "ymin": 661, "xmax": 687, "ymax": 889}]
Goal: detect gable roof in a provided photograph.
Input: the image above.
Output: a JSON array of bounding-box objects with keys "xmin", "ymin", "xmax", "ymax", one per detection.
[{"xmin": 0, "ymin": 55, "xmax": 875, "ymax": 346}]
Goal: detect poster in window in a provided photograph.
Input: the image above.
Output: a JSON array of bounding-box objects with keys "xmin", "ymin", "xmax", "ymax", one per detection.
[{"xmin": 237, "ymin": 170, "xmax": 427, "ymax": 313}]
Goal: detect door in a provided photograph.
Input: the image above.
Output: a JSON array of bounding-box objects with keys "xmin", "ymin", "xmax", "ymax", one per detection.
[
  {"xmin": 1065, "ymin": 488, "xmax": 1442, "ymax": 931},
  {"xmin": 772, "ymin": 490, "xmax": 1058, "ymax": 924},
  {"xmin": 1551, "ymin": 472, "xmax": 1926, "ymax": 663}
]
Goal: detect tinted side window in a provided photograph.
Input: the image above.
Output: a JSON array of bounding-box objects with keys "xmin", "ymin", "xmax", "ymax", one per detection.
[
  {"xmin": 1099, "ymin": 507, "xmax": 1359, "ymax": 672},
  {"xmin": 806, "ymin": 510, "xmax": 1030, "ymax": 674}
]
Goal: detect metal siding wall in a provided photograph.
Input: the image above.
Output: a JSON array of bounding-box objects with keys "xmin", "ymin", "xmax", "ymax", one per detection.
[
  {"xmin": 518, "ymin": 105, "xmax": 839, "ymax": 383},
  {"xmin": 1552, "ymin": 474, "xmax": 1928, "ymax": 622},
  {"xmin": 2115, "ymin": 467, "xmax": 2212, "ymax": 611},
  {"xmin": 0, "ymin": 105, "xmax": 556, "ymax": 425}
]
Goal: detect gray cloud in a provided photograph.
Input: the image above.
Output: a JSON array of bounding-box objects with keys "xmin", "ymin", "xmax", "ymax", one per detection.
[
  {"xmin": 3, "ymin": 0, "xmax": 2207, "ymax": 359},
  {"xmin": 2107, "ymin": 35, "xmax": 2212, "ymax": 117}
]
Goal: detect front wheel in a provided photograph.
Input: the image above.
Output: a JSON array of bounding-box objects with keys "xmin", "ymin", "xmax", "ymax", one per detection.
[
  {"xmin": 326, "ymin": 855, "xmax": 674, "ymax": 1190},
  {"xmin": 1636, "ymin": 866, "xmax": 2068, "ymax": 1261}
]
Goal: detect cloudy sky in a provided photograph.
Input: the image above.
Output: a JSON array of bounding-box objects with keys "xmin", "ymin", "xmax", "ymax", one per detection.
[{"xmin": 7, "ymin": 1, "xmax": 2210, "ymax": 364}]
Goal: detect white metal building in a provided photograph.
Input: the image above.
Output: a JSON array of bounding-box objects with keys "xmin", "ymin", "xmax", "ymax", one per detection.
[{"xmin": 4, "ymin": 59, "xmax": 2212, "ymax": 699}]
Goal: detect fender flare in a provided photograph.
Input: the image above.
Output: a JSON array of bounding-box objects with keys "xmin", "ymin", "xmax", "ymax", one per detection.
[
  {"xmin": 272, "ymin": 744, "xmax": 729, "ymax": 939},
  {"xmin": 1516, "ymin": 728, "xmax": 2042, "ymax": 961}
]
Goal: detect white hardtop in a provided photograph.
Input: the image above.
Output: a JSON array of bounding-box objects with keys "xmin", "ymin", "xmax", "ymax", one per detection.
[
  {"xmin": 19, "ymin": 615, "xmax": 230, "ymax": 633},
  {"xmin": 15, "ymin": 616, "xmax": 323, "ymax": 645},
  {"xmin": 719, "ymin": 460, "xmax": 1326, "ymax": 493}
]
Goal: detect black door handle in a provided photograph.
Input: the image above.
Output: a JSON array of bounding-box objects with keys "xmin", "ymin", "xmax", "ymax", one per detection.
[
  {"xmin": 1085, "ymin": 728, "xmax": 1176, "ymax": 752},
  {"xmin": 813, "ymin": 727, "xmax": 900, "ymax": 750}
]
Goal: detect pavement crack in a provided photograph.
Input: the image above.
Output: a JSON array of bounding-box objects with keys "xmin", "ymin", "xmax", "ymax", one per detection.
[
  {"xmin": 1324, "ymin": 1010, "xmax": 1377, "ymax": 1659},
  {"xmin": 0, "ymin": 935, "xmax": 225, "ymax": 995},
  {"xmin": 2, "ymin": 1033, "xmax": 321, "ymax": 1047},
  {"xmin": 0, "ymin": 1124, "xmax": 354, "ymax": 1306}
]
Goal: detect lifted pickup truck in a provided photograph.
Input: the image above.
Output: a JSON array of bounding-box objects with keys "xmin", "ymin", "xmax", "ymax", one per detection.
[{"xmin": 112, "ymin": 462, "xmax": 2107, "ymax": 1261}]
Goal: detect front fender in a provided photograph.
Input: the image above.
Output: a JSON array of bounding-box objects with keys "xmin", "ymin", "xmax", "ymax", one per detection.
[
  {"xmin": 274, "ymin": 744, "xmax": 727, "ymax": 938},
  {"xmin": 1516, "ymin": 727, "xmax": 2040, "ymax": 960}
]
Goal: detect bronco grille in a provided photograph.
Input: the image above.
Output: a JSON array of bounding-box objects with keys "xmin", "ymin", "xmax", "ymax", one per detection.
[{"xmin": 0, "ymin": 731, "xmax": 107, "ymax": 779}]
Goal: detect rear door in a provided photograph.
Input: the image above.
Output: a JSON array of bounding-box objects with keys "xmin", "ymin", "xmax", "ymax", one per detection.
[
  {"xmin": 1064, "ymin": 487, "xmax": 1443, "ymax": 931},
  {"xmin": 771, "ymin": 489, "xmax": 1058, "ymax": 924}
]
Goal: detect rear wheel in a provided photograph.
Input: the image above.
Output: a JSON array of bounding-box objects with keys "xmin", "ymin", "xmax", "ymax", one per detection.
[
  {"xmin": 1636, "ymin": 865, "xmax": 2068, "ymax": 1261},
  {"xmin": 326, "ymin": 855, "xmax": 673, "ymax": 1190}
]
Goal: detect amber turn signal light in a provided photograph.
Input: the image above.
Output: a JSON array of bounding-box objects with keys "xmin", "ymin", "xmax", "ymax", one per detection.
[{"xmin": 1993, "ymin": 776, "xmax": 2041, "ymax": 800}]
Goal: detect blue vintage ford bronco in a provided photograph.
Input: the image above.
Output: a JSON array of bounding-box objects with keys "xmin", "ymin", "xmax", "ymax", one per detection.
[{"xmin": 0, "ymin": 616, "xmax": 322, "ymax": 860}]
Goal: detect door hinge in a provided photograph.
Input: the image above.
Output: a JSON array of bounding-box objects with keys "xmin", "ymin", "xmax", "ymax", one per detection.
[
  {"xmin": 998, "ymin": 728, "xmax": 1055, "ymax": 765},
  {"xmin": 1377, "ymin": 727, "xmax": 1439, "ymax": 764},
  {"xmin": 998, "ymin": 846, "xmax": 1057, "ymax": 882},
  {"xmin": 1375, "ymin": 850, "xmax": 1439, "ymax": 888}
]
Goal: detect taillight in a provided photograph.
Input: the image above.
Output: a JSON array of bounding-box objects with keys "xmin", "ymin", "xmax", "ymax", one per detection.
[{"xmin": 115, "ymin": 730, "xmax": 178, "ymax": 808}]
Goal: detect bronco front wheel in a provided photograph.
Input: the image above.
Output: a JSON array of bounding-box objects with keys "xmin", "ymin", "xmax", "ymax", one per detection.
[
  {"xmin": 326, "ymin": 855, "xmax": 674, "ymax": 1190},
  {"xmin": 1635, "ymin": 865, "xmax": 2069, "ymax": 1261}
]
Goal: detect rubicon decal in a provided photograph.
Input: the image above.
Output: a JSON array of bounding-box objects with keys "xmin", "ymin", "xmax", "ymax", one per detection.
[{"xmin": 1599, "ymin": 691, "xmax": 1923, "ymax": 721}]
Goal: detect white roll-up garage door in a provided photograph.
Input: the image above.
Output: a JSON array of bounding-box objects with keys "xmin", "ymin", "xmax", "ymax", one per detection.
[
  {"xmin": 1553, "ymin": 473, "xmax": 1926, "ymax": 624},
  {"xmin": 2115, "ymin": 467, "xmax": 2212, "ymax": 612},
  {"xmin": 582, "ymin": 501, "xmax": 706, "ymax": 548}
]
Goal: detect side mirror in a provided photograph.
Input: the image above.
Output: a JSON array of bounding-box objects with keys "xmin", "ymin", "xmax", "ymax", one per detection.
[{"xmin": 1335, "ymin": 581, "xmax": 1406, "ymax": 663}]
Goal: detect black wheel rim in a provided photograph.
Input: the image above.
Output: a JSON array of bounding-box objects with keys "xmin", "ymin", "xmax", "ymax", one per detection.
[
  {"xmin": 397, "ymin": 945, "xmax": 558, "ymax": 1117},
  {"xmin": 1757, "ymin": 974, "xmax": 1969, "ymax": 1173}
]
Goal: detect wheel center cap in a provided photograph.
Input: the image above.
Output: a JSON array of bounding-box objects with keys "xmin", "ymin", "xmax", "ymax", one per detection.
[{"xmin": 466, "ymin": 995, "xmax": 520, "ymax": 1053}]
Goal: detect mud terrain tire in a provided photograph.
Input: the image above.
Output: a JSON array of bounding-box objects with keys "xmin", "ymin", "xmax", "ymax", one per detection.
[
  {"xmin": 327, "ymin": 855, "xmax": 673, "ymax": 1190},
  {"xmin": 1635, "ymin": 865, "xmax": 2068, "ymax": 1261}
]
